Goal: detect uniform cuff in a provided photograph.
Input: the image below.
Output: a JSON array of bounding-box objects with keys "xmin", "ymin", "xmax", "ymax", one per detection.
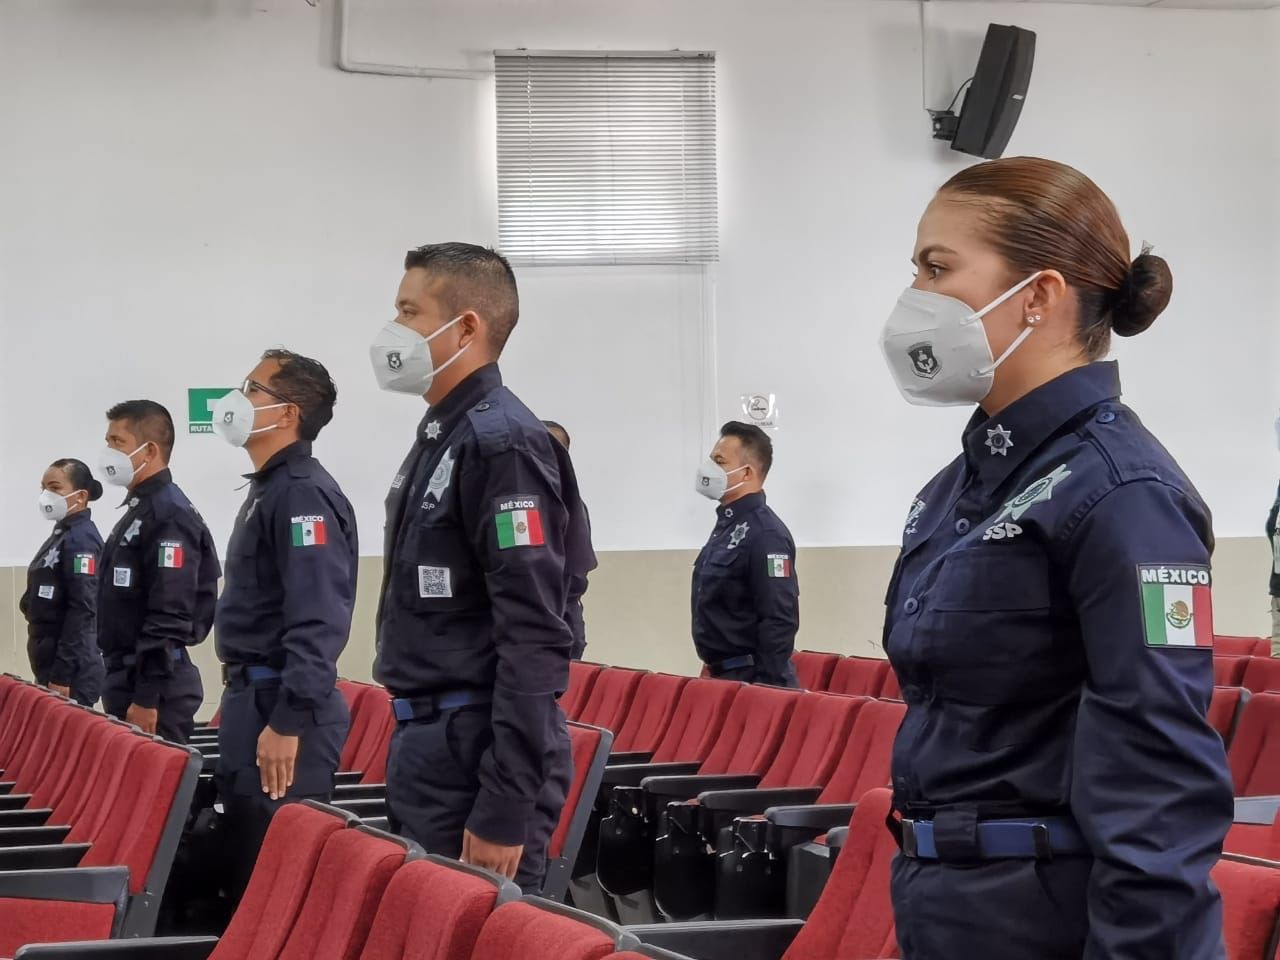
[
  {"xmin": 131, "ymin": 683, "xmax": 160, "ymax": 710},
  {"xmin": 466, "ymin": 791, "xmax": 536, "ymax": 847},
  {"xmin": 268, "ymin": 700, "xmax": 312, "ymax": 736}
]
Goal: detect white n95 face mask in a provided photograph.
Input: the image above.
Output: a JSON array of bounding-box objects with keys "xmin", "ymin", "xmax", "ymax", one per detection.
[
  {"xmin": 37, "ymin": 490, "xmax": 80, "ymax": 523},
  {"xmin": 370, "ymin": 316, "xmax": 468, "ymax": 396},
  {"xmin": 98, "ymin": 444, "xmax": 148, "ymax": 489},
  {"xmin": 880, "ymin": 272, "xmax": 1043, "ymax": 407},
  {"xmin": 695, "ymin": 460, "xmax": 747, "ymax": 501},
  {"xmin": 211, "ymin": 390, "xmax": 287, "ymax": 448}
]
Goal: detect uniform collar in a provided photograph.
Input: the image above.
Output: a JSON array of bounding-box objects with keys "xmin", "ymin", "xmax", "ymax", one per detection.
[
  {"xmin": 124, "ymin": 468, "xmax": 173, "ymax": 506},
  {"xmin": 719, "ymin": 491, "xmax": 765, "ymax": 523},
  {"xmin": 57, "ymin": 509, "xmax": 93, "ymax": 533},
  {"xmin": 416, "ymin": 363, "xmax": 503, "ymax": 443},
  {"xmin": 244, "ymin": 441, "xmax": 312, "ymax": 481},
  {"xmin": 963, "ymin": 361, "xmax": 1121, "ymax": 487}
]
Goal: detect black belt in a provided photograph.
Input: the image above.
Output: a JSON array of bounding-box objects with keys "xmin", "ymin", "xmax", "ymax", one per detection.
[
  {"xmin": 391, "ymin": 690, "xmax": 492, "ymax": 723},
  {"xmin": 896, "ymin": 816, "xmax": 1087, "ymax": 861},
  {"xmin": 222, "ymin": 664, "xmax": 283, "ymax": 686},
  {"xmin": 708, "ymin": 654, "xmax": 755, "ymax": 674}
]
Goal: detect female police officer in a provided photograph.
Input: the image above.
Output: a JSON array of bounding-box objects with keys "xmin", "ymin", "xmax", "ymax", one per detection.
[
  {"xmin": 21, "ymin": 458, "xmax": 107, "ymax": 706},
  {"xmin": 879, "ymin": 157, "xmax": 1232, "ymax": 959}
]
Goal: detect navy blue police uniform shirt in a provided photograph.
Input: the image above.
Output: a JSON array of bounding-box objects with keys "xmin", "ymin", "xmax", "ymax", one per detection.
[
  {"xmin": 566, "ymin": 502, "xmax": 597, "ymax": 658},
  {"xmin": 883, "ymin": 361, "xmax": 1233, "ymax": 959},
  {"xmin": 691, "ymin": 492, "xmax": 800, "ymax": 685},
  {"xmin": 374, "ymin": 363, "xmax": 590, "ymax": 846},
  {"xmin": 1266, "ymin": 480, "xmax": 1279, "ymax": 598},
  {"xmin": 21, "ymin": 511, "xmax": 103, "ymax": 686},
  {"xmin": 215, "ymin": 442, "xmax": 359, "ymax": 735},
  {"xmin": 97, "ymin": 469, "xmax": 221, "ymax": 708}
]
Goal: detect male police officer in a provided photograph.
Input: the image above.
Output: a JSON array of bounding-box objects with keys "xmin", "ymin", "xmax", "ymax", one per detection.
[
  {"xmin": 370, "ymin": 242, "xmax": 591, "ymax": 890},
  {"xmin": 543, "ymin": 420, "xmax": 597, "ymax": 660},
  {"xmin": 1268, "ymin": 417, "xmax": 1279, "ymax": 655},
  {"xmin": 692, "ymin": 421, "xmax": 799, "ymax": 686},
  {"xmin": 97, "ymin": 401, "xmax": 219, "ymax": 743},
  {"xmin": 210, "ymin": 349, "xmax": 358, "ymax": 894}
]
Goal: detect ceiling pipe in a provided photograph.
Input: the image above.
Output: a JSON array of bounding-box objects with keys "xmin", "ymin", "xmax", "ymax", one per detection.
[{"xmin": 335, "ymin": 0, "xmax": 492, "ymax": 80}]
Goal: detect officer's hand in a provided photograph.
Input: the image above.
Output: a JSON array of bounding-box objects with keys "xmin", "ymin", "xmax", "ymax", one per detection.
[
  {"xmin": 461, "ymin": 830, "xmax": 523, "ymax": 881},
  {"xmin": 126, "ymin": 703, "xmax": 159, "ymax": 734},
  {"xmin": 257, "ymin": 726, "xmax": 300, "ymax": 801},
  {"xmin": 49, "ymin": 683, "xmax": 71, "ymax": 698}
]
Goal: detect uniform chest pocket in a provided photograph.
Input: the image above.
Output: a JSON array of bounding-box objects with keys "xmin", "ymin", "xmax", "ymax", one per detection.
[
  {"xmin": 396, "ymin": 515, "xmax": 474, "ymax": 613},
  {"xmin": 107, "ymin": 548, "xmax": 141, "ymax": 593},
  {"xmin": 704, "ymin": 549, "xmax": 744, "ymax": 575},
  {"xmin": 930, "ymin": 547, "xmax": 1052, "ymax": 612}
]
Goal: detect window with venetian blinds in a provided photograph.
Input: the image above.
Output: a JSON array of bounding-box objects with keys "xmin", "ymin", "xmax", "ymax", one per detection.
[{"xmin": 494, "ymin": 51, "xmax": 719, "ymax": 266}]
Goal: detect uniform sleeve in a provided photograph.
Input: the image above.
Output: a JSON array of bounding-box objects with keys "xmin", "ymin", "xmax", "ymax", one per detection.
[
  {"xmin": 460, "ymin": 447, "xmax": 573, "ymax": 846},
  {"xmin": 134, "ymin": 512, "xmax": 205, "ymax": 708},
  {"xmin": 748, "ymin": 529, "xmax": 800, "ymax": 686},
  {"xmin": 1065, "ymin": 480, "xmax": 1233, "ymax": 960},
  {"xmin": 267, "ymin": 485, "xmax": 357, "ymax": 735},
  {"xmin": 51, "ymin": 540, "xmax": 99, "ymax": 686}
]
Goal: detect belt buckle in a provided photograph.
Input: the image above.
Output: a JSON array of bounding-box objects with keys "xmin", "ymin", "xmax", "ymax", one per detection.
[
  {"xmin": 1032, "ymin": 823, "xmax": 1053, "ymax": 861},
  {"xmin": 901, "ymin": 819, "xmax": 918, "ymax": 858}
]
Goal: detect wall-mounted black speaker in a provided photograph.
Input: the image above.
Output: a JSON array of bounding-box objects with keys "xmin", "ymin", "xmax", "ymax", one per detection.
[{"xmin": 932, "ymin": 24, "xmax": 1036, "ymax": 160}]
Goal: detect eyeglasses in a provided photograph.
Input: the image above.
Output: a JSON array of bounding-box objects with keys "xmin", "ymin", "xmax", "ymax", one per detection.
[{"xmin": 240, "ymin": 378, "xmax": 295, "ymax": 406}]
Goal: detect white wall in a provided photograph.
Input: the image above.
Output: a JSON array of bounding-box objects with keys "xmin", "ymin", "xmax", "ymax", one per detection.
[{"xmin": 1, "ymin": 0, "xmax": 1277, "ymax": 568}]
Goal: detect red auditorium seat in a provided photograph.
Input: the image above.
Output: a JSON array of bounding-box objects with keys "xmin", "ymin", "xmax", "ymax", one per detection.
[
  {"xmin": 791, "ymin": 652, "xmax": 840, "ymax": 692},
  {"xmin": 715, "ymin": 697, "xmax": 906, "ymax": 918},
  {"xmin": 1209, "ymin": 687, "xmax": 1250, "ymax": 748},
  {"xmin": 1217, "ymin": 656, "xmax": 1252, "ymax": 688},
  {"xmin": 576, "ymin": 669, "xmax": 648, "ymax": 735},
  {"xmin": 469, "ymin": 899, "xmax": 635, "ymax": 960},
  {"xmin": 609, "ymin": 675, "xmax": 689, "ymax": 756},
  {"xmin": 626, "ymin": 788, "xmax": 900, "ymax": 960},
  {"xmin": 826, "ymin": 657, "xmax": 890, "ymax": 698},
  {"xmin": 1214, "ymin": 855, "xmax": 1280, "ymax": 960},
  {"xmin": 1244, "ymin": 659, "xmax": 1280, "ymax": 695},
  {"xmin": 356, "ymin": 856, "xmax": 519, "ymax": 960},
  {"xmin": 1226, "ymin": 798, "xmax": 1280, "ymax": 860},
  {"xmin": 1217, "ymin": 636, "xmax": 1272, "ymax": 658},
  {"xmin": 595, "ymin": 685, "xmax": 802, "ymax": 918},
  {"xmin": 568, "ymin": 679, "xmax": 739, "ymax": 912},
  {"xmin": 1229, "ymin": 693, "xmax": 1280, "ymax": 796},
  {"xmin": 0, "ymin": 867, "xmax": 128, "ymax": 958},
  {"xmin": 542, "ymin": 722, "xmax": 614, "ymax": 902},
  {"xmin": 651, "ymin": 692, "xmax": 864, "ymax": 920},
  {"xmin": 338, "ymin": 684, "xmax": 394, "ymax": 778},
  {"xmin": 563, "ymin": 662, "xmax": 606, "ymax": 721},
  {"xmin": 878, "ymin": 668, "xmax": 902, "ymax": 700}
]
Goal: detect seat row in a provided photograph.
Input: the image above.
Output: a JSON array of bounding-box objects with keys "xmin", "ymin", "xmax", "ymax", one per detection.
[{"xmin": 0, "ymin": 675, "xmax": 201, "ymax": 955}]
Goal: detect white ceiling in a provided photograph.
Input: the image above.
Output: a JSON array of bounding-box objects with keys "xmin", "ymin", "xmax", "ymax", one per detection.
[{"xmin": 915, "ymin": 0, "xmax": 1279, "ymax": 8}]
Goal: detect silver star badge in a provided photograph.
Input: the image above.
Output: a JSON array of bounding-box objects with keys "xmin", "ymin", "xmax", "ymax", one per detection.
[
  {"xmin": 42, "ymin": 546, "xmax": 61, "ymax": 569},
  {"xmin": 426, "ymin": 448, "xmax": 455, "ymax": 502},
  {"xmin": 986, "ymin": 424, "xmax": 1013, "ymax": 457},
  {"xmin": 728, "ymin": 521, "xmax": 750, "ymax": 550},
  {"xmin": 122, "ymin": 519, "xmax": 142, "ymax": 544},
  {"xmin": 994, "ymin": 464, "xmax": 1072, "ymax": 523},
  {"xmin": 425, "ymin": 420, "xmax": 442, "ymax": 441}
]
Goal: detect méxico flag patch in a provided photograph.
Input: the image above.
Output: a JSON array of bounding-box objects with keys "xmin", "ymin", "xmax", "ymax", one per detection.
[
  {"xmin": 1138, "ymin": 564, "xmax": 1213, "ymax": 648},
  {"xmin": 495, "ymin": 497, "xmax": 545, "ymax": 550},
  {"xmin": 158, "ymin": 541, "xmax": 184, "ymax": 569},
  {"xmin": 291, "ymin": 516, "xmax": 327, "ymax": 547},
  {"xmin": 767, "ymin": 554, "xmax": 792, "ymax": 578},
  {"xmin": 72, "ymin": 554, "xmax": 96, "ymax": 576}
]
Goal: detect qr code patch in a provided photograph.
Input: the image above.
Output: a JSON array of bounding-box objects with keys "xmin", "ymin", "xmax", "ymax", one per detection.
[{"xmin": 417, "ymin": 565, "xmax": 452, "ymax": 599}]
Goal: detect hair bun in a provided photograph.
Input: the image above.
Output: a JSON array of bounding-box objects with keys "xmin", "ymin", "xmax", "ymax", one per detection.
[
  {"xmin": 1110, "ymin": 250, "xmax": 1173, "ymax": 337},
  {"xmin": 88, "ymin": 480, "xmax": 104, "ymax": 502}
]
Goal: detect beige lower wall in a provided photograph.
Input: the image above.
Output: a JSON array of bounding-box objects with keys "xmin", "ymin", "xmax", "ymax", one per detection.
[{"xmin": 0, "ymin": 537, "xmax": 1273, "ymax": 712}]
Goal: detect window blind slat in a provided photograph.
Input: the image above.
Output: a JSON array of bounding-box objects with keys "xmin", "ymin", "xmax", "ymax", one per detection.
[{"xmin": 495, "ymin": 51, "xmax": 719, "ymax": 266}]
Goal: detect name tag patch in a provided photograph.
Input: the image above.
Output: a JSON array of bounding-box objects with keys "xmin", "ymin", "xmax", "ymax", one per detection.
[
  {"xmin": 418, "ymin": 565, "xmax": 452, "ymax": 599},
  {"xmin": 113, "ymin": 567, "xmax": 133, "ymax": 588},
  {"xmin": 37, "ymin": 585, "xmax": 55, "ymax": 600}
]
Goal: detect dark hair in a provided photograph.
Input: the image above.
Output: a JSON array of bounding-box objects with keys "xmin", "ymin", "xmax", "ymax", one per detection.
[
  {"xmin": 51, "ymin": 459, "xmax": 103, "ymax": 502},
  {"xmin": 261, "ymin": 349, "xmax": 338, "ymax": 442},
  {"xmin": 939, "ymin": 157, "xmax": 1173, "ymax": 360},
  {"xmin": 105, "ymin": 400, "xmax": 176, "ymax": 461},
  {"xmin": 720, "ymin": 421, "xmax": 773, "ymax": 478},
  {"xmin": 543, "ymin": 420, "xmax": 570, "ymax": 449},
  {"xmin": 403, "ymin": 243, "xmax": 520, "ymax": 354}
]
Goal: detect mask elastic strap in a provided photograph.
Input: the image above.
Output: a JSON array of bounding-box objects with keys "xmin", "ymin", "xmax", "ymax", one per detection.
[
  {"xmin": 431, "ymin": 342, "xmax": 471, "ymax": 379},
  {"xmin": 246, "ymin": 402, "xmax": 289, "ymax": 436},
  {"xmin": 977, "ymin": 321, "xmax": 1038, "ymax": 376},
  {"xmin": 424, "ymin": 315, "xmax": 464, "ymax": 344},
  {"xmin": 721, "ymin": 465, "xmax": 750, "ymax": 498},
  {"xmin": 970, "ymin": 270, "xmax": 1044, "ymax": 321}
]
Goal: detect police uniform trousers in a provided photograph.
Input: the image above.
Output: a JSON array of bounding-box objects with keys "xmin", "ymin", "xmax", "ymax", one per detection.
[
  {"xmin": 102, "ymin": 649, "xmax": 203, "ymax": 744},
  {"xmin": 214, "ymin": 679, "xmax": 349, "ymax": 899},
  {"xmin": 707, "ymin": 662, "xmax": 799, "ymax": 688},
  {"xmin": 386, "ymin": 705, "xmax": 572, "ymax": 893},
  {"xmin": 891, "ymin": 852, "xmax": 1092, "ymax": 959}
]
